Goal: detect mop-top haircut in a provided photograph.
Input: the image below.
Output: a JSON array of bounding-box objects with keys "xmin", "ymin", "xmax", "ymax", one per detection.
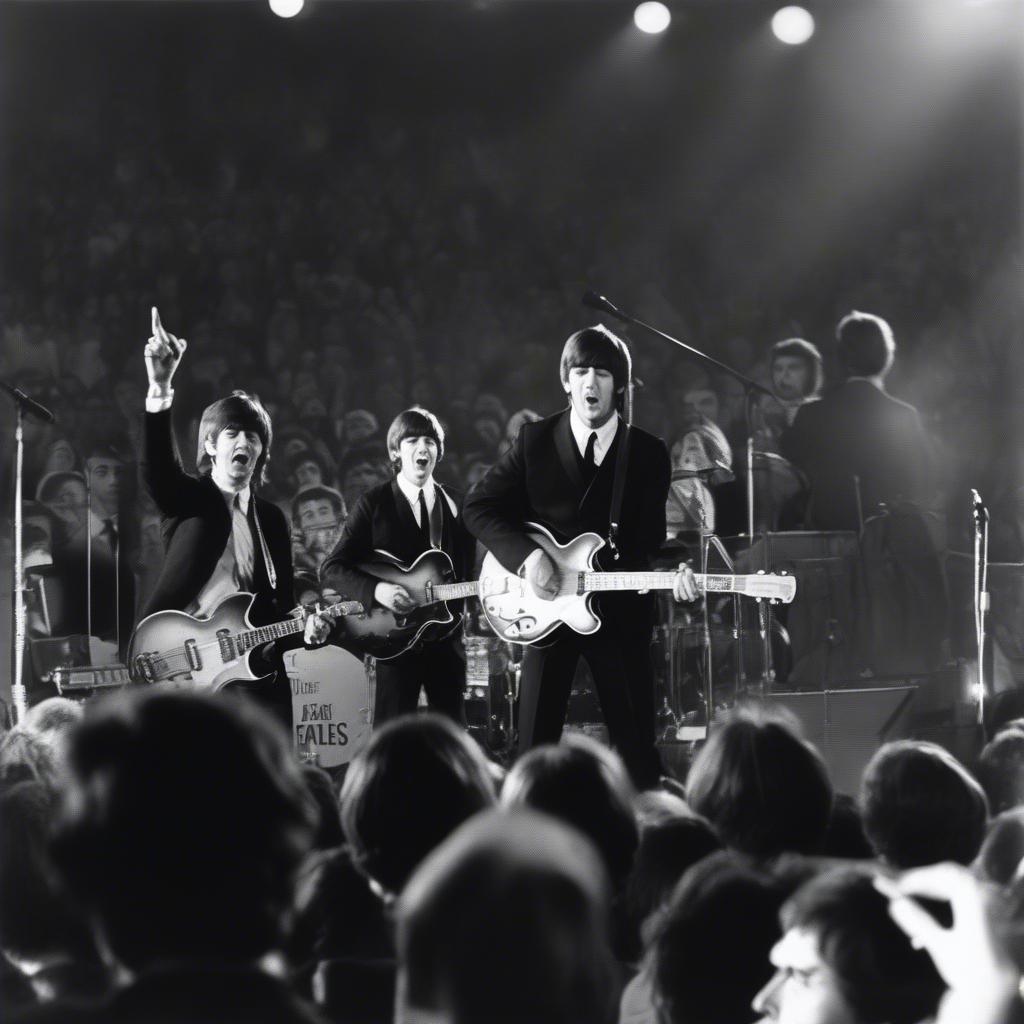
[
  {"xmin": 559, "ymin": 325, "xmax": 632, "ymax": 394},
  {"xmin": 195, "ymin": 391, "xmax": 273, "ymax": 486}
]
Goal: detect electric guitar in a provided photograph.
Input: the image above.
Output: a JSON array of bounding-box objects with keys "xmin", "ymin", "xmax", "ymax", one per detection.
[
  {"xmin": 128, "ymin": 592, "xmax": 364, "ymax": 690},
  {"xmin": 333, "ymin": 549, "xmax": 480, "ymax": 661},
  {"xmin": 478, "ymin": 522, "xmax": 796, "ymax": 645}
]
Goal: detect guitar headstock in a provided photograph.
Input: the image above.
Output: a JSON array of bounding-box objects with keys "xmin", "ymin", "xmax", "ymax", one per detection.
[{"xmin": 738, "ymin": 571, "xmax": 797, "ymax": 605}]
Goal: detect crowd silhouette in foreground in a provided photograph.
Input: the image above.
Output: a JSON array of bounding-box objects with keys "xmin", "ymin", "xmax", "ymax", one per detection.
[{"xmin": 2, "ymin": 686, "xmax": 1024, "ymax": 1023}]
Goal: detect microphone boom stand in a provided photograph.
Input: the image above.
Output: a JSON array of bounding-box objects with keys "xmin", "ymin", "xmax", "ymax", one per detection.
[{"xmin": 583, "ymin": 290, "xmax": 778, "ymax": 721}]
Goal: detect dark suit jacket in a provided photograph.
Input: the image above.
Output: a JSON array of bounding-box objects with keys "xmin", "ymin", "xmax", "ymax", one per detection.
[
  {"xmin": 782, "ymin": 379, "xmax": 933, "ymax": 531},
  {"xmin": 139, "ymin": 409, "xmax": 294, "ymax": 626},
  {"xmin": 319, "ymin": 478, "xmax": 476, "ymax": 614},
  {"xmin": 463, "ymin": 410, "xmax": 670, "ymax": 627}
]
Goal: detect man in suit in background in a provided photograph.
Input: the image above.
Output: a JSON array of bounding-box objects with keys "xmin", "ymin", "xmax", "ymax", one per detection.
[
  {"xmin": 463, "ymin": 326, "xmax": 696, "ymax": 788},
  {"xmin": 141, "ymin": 307, "xmax": 328, "ymax": 726},
  {"xmin": 783, "ymin": 311, "xmax": 933, "ymax": 531},
  {"xmin": 320, "ymin": 407, "xmax": 476, "ymax": 726}
]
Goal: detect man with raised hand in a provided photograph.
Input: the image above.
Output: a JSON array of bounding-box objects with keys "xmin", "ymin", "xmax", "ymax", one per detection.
[{"xmin": 140, "ymin": 307, "xmax": 328, "ymax": 726}]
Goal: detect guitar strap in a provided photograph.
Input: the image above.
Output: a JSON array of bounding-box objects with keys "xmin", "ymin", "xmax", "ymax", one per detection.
[
  {"xmin": 607, "ymin": 423, "xmax": 631, "ymax": 562},
  {"xmin": 251, "ymin": 501, "xmax": 277, "ymax": 591}
]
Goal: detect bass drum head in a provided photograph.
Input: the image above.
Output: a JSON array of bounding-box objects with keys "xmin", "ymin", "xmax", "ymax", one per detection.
[{"xmin": 284, "ymin": 645, "xmax": 372, "ymax": 768}]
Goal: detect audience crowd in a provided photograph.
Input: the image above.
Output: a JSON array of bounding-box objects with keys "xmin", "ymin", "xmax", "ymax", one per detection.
[{"xmin": 0, "ymin": 687, "xmax": 1023, "ymax": 1023}]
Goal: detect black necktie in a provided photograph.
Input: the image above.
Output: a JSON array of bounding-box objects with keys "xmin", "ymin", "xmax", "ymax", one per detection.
[
  {"xmin": 417, "ymin": 489, "xmax": 432, "ymax": 548},
  {"xmin": 102, "ymin": 518, "xmax": 118, "ymax": 555},
  {"xmin": 583, "ymin": 431, "xmax": 598, "ymax": 483}
]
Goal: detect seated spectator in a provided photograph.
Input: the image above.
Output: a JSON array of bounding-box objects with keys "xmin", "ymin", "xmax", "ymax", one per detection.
[
  {"xmin": 623, "ymin": 813, "xmax": 721, "ymax": 962},
  {"xmin": 686, "ymin": 708, "xmax": 834, "ymax": 861},
  {"xmin": 666, "ymin": 420, "xmax": 732, "ymax": 536},
  {"xmin": 755, "ymin": 338, "xmax": 824, "ymax": 447},
  {"xmin": 35, "ymin": 471, "xmax": 88, "ymax": 545},
  {"xmin": 977, "ymin": 728, "xmax": 1024, "ymax": 815},
  {"xmin": 500, "ymin": 407, "xmax": 541, "ymax": 455},
  {"xmin": 338, "ymin": 448, "xmax": 387, "ymax": 512},
  {"xmin": 19, "ymin": 698, "xmax": 83, "ymax": 780},
  {"xmin": 35, "ymin": 689, "xmax": 325, "ymax": 1023},
  {"xmin": 0, "ymin": 781, "xmax": 107, "ymax": 1005},
  {"xmin": 340, "ymin": 712, "xmax": 496, "ymax": 901},
  {"xmin": 394, "ymin": 809, "xmax": 619, "ymax": 1024},
  {"xmin": 636, "ymin": 853, "xmax": 788, "ymax": 1024},
  {"xmin": 753, "ymin": 867, "xmax": 946, "ymax": 1024},
  {"xmin": 291, "ymin": 484, "xmax": 346, "ymax": 575},
  {"xmin": 501, "ymin": 734, "xmax": 639, "ymax": 960},
  {"xmin": 0, "ymin": 729, "xmax": 61, "ymax": 791},
  {"xmin": 859, "ymin": 740, "xmax": 988, "ymax": 869},
  {"xmin": 501, "ymin": 734, "xmax": 639, "ymax": 903}
]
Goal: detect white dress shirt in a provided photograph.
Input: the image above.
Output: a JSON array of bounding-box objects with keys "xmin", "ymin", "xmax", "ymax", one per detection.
[
  {"xmin": 569, "ymin": 409, "xmax": 619, "ymax": 467},
  {"xmin": 188, "ymin": 484, "xmax": 254, "ymax": 618}
]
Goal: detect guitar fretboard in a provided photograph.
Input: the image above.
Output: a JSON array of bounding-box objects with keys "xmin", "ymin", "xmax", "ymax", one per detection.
[
  {"xmin": 581, "ymin": 572, "xmax": 736, "ymax": 594},
  {"xmin": 431, "ymin": 581, "xmax": 479, "ymax": 602},
  {"xmin": 234, "ymin": 602, "xmax": 362, "ymax": 652}
]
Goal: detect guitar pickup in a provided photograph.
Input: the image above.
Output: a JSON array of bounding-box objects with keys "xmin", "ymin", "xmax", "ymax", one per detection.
[
  {"xmin": 217, "ymin": 629, "xmax": 236, "ymax": 663},
  {"xmin": 184, "ymin": 639, "xmax": 202, "ymax": 672}
]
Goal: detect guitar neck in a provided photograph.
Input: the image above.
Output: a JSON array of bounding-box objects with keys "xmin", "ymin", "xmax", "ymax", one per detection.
[
  {"xmin": 234, "ymin": 602, "xmax": 361, "ymax": 653},
  {"xmin": 582, "ymin": 571, "xmax": 740, "ymax": 595},
  {"xmin": 431, "ymin": 581, "xmax": 479, "ymax": 603}
]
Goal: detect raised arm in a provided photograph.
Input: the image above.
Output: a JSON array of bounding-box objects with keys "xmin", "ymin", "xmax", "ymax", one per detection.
[{"xmin": 140, "ymin": 306, "xmax": 195, "ymax": 514}]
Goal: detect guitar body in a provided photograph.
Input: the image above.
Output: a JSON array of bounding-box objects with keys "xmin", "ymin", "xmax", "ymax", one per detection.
[
  {"xmin": 479, "ymin": 524, "xmax": 606, "ymax": 644},
  {"xmin": 335, "ymin": 549, "xmax": 463, "ymax": 661},
  {"xmin": 127, "ymin": 593, "xmax": 268, "ymax": 691}
]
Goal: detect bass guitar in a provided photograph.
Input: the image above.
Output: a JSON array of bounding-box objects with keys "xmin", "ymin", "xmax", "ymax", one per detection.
[
  {"xmin": 479, "ymin": 522, "xmax": 796, "ymax": 645},
  {"xmin": 333, "ymin": 549, "xmax": 480, "ymax": 661},
  {"xmin": 128, "ymin": 592, "xmax": 364, "ymax": 690}
]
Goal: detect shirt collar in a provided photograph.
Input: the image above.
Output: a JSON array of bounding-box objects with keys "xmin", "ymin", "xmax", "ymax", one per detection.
[
  {"xmin": 395, "ymin": 473, "xmax": 435, "ymax": 510},
  {"xmin": 215, "ymin": 483, "xmax": 251, "ymax": 514},
  {"xmin": 569, "ymin": 408, "xmax": 619, "ymax": 457}
]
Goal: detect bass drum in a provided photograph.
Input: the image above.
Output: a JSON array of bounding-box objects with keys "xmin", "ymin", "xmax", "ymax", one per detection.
[{"xmin": 283, "ymin": 645, "xmax": 372, "ymax": 768}]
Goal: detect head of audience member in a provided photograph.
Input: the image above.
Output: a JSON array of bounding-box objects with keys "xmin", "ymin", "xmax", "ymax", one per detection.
[
  {"xmin": 559, "ymin": 324, "xmax": 632, "ymax": 427},
  {"xmin": 835, "ymin": 311, "xmax": 896, "ymax": 382},
  {"xmin": 977, "ymin": 728, "xmax": 1024, "ymax": 816},
  {"xmin": 986, "ymin": 690, "xmax": 1024, "ymax": 740},
  {"xmin": 0, "ymin": 728, "xmax": 62, "ymax": 792},
  {"xmin": 681, "ymin": 383, "xmax": 722, "ymax": 429},
  {"xmin": 859, "ymin": 740, "xmax": 988, "ymax": 869},
  {"xmin": 501, "ymin": 733, "xmax": 638, "ymax": 894},
  {"xmin": 195, "ymin": 390, "xmax": 273, "ymax": 490},
  {"xmin": 50, "ymin": 690, "xmax": 317, "ymax": 974},
  {"xmin": 625, "ymin": 813, "xmax": 721, "ymax": 952},
  {"xmin": 36, "ymin": 470, "xmax": 88, "ymax": 538},
  {"xmin": 300, "ymin": 764, "xmax": 345, "ymax": 851},
  {"xmin": 686, "ymin": 708, "xmax": 834, "ymax": 861},
  {"xmin": 387, "ymin": 407, "xmax": 446, "ymax": 488},
  {"xmin": 0, "ymin": 781, "xmax": 103, "ymax": 997},
  {"xmin": 340, "ymin": 713, "xmax": 496, "ymax": 900},
  {"xmin": 43, "ymin": 437, "xmax": 80, "ymax": 476},
  {"xmin": 83, "ymin": 436, "xmax": 132, "ymax": 518},
  {"xmin": 20, "ymin": 698, "xmax": 84, "ymax": 778},
  {"xmin": 752, "ymin": 868, "xmax": 946, "ymax": 1024},
  {"xmin": 340, "ymin": 449, "xmax": 387, "ymax": 510},
  {"xmin": 976, "ymin": 808, "xmax": 1024, "ymax": 886},
  {"xmin": 288, "ymin": 449, "xmax": 328, "ymax": 493},
  {"xmin": 395, "ymin": 809, "xmax": 618, "ymax": 1024},
  {"xmin": 292, "ymin": 484, "xmax": 346, "ymax": 563},
  {"xmin": 769, "ymin": 338, "xmax": 824, "ymax": 404},
  {"xmin": 650, "ymin": 853, "xmax": 787, "ymax": 1024},
  {"xmin": 343, "ymin": 409, "xmax": 380, "ymax": 448}
]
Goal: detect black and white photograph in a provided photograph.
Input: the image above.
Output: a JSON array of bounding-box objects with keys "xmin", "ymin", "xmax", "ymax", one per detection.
[{"xmin": 0, "ymin": 0, "xmax": 1022, "ymax": 1021}]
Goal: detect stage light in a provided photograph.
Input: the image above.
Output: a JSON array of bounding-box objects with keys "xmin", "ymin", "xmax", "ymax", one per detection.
[
  {"xmin": 634, "ymin": 2, "xmax": 671, "ymax": 35},
  {"xmin": 269, "ymin": 0, "xmax": 304, "ymax": 19},
  {"xmin": 772, "ymin": 6, "xmax": 815, "ymax": 45}
]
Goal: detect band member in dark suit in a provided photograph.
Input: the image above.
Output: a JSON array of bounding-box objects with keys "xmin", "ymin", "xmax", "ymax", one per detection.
[
  {"xmin": 463, "ymin": 326, "xmax": 697, "ymax": 788},
  {"xmin": 320, "ymin": 408, "xmax": 476, "ymax": 725},
  {"xmin": 140, "ymin": 307, "xmax": 328, "ymax": 724},
  {"xmin": 783, "ymin": 311, "xmax": 934, "ymax": 531}
]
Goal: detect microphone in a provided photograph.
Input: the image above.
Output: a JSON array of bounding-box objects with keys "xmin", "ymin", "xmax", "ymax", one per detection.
[
  {"xmin": 0, "ymin": 381, "xmax": 56, "ymax": 424},
  {"xmin": 582, "ymin": 290, "xmax": 629, "ymax": 324},
  {"xmin": 971, "ymin": 488, "xmax": 989, "ymax": 524}
]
